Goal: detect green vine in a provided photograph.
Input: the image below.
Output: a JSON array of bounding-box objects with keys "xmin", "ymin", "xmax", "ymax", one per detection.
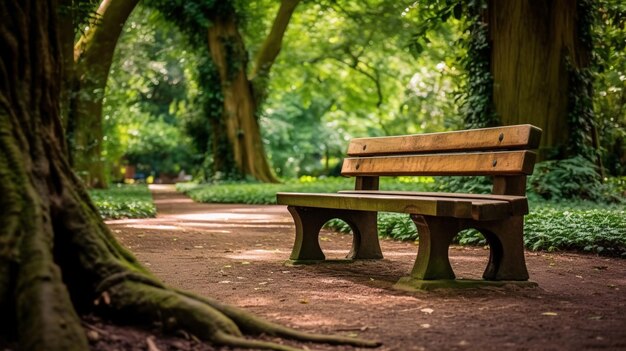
[
  {"xmin": 565, "ymin": 0, "xmax": 597, "ymax": 161},
  {"xmin": 460, "ymin": 0, "xmax": 498, "ymax": 129}
]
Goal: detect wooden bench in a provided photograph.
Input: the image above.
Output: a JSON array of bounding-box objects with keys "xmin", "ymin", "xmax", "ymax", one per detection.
[{"xmin": 276, "ymin": 124, "xmax": 542, "ymax": 290}]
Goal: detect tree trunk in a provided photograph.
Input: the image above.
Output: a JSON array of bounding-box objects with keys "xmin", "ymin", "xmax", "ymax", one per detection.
[
  {"xmin": 207, "ymin": 13, "xmax": 278, "ymax": 183},
  {"xmin": 207, "ymin": 1, "xmax": 301, "ymax": 183},
  {"xmin": 69, "ymin": 0, "xmax": 139, "ymax": 188},
  {"xmin": 58, "ymin": 0, "xmax": 76, "ymax": 134},
  {"xmin": 0, "ymin": 2, "xmax": 377, "ymax": 350},
  {"xmin": 488, "ymin": 0, "xmax": 590, "ymax": 157}
]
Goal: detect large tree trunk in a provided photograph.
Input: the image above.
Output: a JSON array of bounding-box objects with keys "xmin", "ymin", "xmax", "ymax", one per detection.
[
  {"xmin": 207, "ymin": 13, "xmax": 278, "ymax": 183},
  {"xmin": 69, "ymin": 0, "xmax": 139, "ymax": 188},
  {"xmin": 207, "ymin": 1, "xmax": 300, "ymax": 183},
  {"xmin": 489, "ymin": 0, "xmax": 591, "ymax": 157},
  {"xmin": 0, "ymin": 2, "xmax": 377, "ymax": 350}
]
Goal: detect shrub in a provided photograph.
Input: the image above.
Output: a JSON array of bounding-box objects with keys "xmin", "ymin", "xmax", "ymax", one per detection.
[
  {"xmin": 89, "ymin": 184, "xmax": 156, "ymax": 219},
  {"xmin": 326, "ymin": 202, "xmax": 626, "ymax": 257},
  {"xmin": 529, "ymin": 156, "xmax": 609, "ymax": 201}
]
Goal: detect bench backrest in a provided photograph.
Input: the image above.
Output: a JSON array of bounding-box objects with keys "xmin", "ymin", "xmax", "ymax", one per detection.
[{"xmin": 341, "ymin": 124, "xmax": 542, "ymax": 196}]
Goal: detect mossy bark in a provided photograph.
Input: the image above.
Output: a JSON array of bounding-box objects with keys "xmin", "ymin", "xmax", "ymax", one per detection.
[
  {"xmin": 0, "ymin": 2, "xmax": 378, "ymax": 350},
  {"xmin": 488, "ymin": 0, "xmax": 592, "ymax": 157},
  {"xmin": 69, "ymin": 0, "xmax": 139, "ymax": 188},
  {"xmin": 207, "ymin": 1, "xmax": 301, "ymax": 183}
]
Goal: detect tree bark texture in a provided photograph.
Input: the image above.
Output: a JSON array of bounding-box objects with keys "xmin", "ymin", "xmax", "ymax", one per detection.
[
  {"xmin": 489, "ymin": 0, "xmax": 590, "ymax": 155},
  {"xmin": 207, "ymin": 13, "xmax": 278, "ymax": 183},
  {"xmin": 69, "ymin": 0, "xmax": 139, "ymax": 188},
  {"xmin": 0, "ymin": 3, "xmax": 377, "ymax": 350},
  {"xmin": 207, "ymin": 1, "xmax": 301, "ymax": 183}
]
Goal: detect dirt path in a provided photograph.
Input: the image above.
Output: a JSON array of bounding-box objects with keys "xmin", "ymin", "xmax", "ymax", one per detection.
[{"xmin": 107, "ymin": 184, "xmax": 626, "ymax": 350}]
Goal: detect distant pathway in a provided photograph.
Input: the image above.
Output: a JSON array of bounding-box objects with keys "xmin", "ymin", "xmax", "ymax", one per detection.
[{"xmin": 106, "ymin": 184, "xmax": 626, "ymax": 350}]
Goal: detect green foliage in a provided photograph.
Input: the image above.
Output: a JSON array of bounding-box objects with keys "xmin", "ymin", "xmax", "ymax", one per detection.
[
  {"xmin": 594, "ymin": 0, "xmax": 626, "ymax": 176},
  {"xmin": 177, "ymin": 176, "xmax": 435, "ymax": 204},
  {"xmin": 89, "ymin": 184, "xmax": 156, "ymax": 219},
  {"xmin": 434, "ymin": 176, "xmax": 492, "ymax": 194},
  {"xmin": 459, "ymin": 0, "xmax": 497, "ymax": 129},
  {"xmin": 528, "ymin": 156, "xmax": 619, "ymax": 201},
  {"xmin": 103, "ymin": 6, "xmax": 203, "ymax": 179},
  {"xmin": 258, "ymin": 1, "xmax": 465, "ymax": 177},
  {"xmin": 326, "ymin": 201, "xmax": 626, "ymax": 257}
]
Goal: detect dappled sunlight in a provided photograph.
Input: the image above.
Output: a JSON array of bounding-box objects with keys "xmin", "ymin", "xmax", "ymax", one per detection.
[
  {"xmin": 174, "ymin": 212, "xmax": 284, "ymax": 222},
  {"xmin": 226, "ymin": 249, "xmax": 286, "ymax": 261},
  {"xmin": 373, "ymin": 251, "xmax": 416, "ymax": 257},
  {"xmin": 174, "ymin": 221, "xmax": 292, "ymax": 230},
  {"xmin": 449, "ymin": 254, "xmax": 490, "ymax": 263},
  {"xmin": 153, "ymin": 198, "xmax": 194, "ymax": 204},
  {"xmin": 125, "ymin": 224, "xmax": 184, "ymax": 231},
  {"xmin": 231, "ymin": 297, "xmax": 275, "ymax": 308}
]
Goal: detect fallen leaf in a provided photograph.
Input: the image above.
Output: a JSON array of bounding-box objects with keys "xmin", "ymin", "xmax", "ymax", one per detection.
[
  {"xmin": 420, "ymin": 308, "xmax": 434, "ymax": 314},
  {"xmin": 593, "ymin": 266, "xmax": 608, "ymax": 270},
  {"xmin": 542, "ymin": 312, "xmax": 558, "ymax": 316},
  {"xmin": 193, "ymin": 245, "xmax": 203, "ymax": 249},
  {"xmin": 102, "ymin": 292, "xmax": 111, "ymax": 305},
  {"xmin": 86, "ymin": 330, "xmax": 99, "ymax": 341},
  {"xmin": 218, "ymin": 280, "xmax": 232, "ymax": 284},
  {"xmin": 146, "ymin": 336, "xmax": 161, "ymax": 351},
  {"xmin": 420, "ymin": 324, "xmax": 431, "ymax": 329},
  {"xmin": 241, "ymin": 261, "xmax": 251, "ymax": 265},
  {"xmin": 299, "ymin": 299, "xmax": 309, "ymax": 304},
  {"xmin": 320, "ymin": 237, "xmax": 331, "ymax": 242}
]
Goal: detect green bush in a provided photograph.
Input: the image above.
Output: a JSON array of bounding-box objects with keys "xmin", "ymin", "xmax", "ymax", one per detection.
[
  {"xmin": 179, "ymin": 176, "xmax": 625, "ymax": 256},
  {"xmin": 528, "ymin": 156, "xmax": 613, "ymax": 201},
  {"xmin": 176, "ymin": 176, "xmax": 436, "ymax": 204},
  {"xmin": 89, "ymin": 184, "xmax": 156, "ymax": 219},
  {"xmin": 326, "ymin": 202, "xmax": 626, "ymax": 257}
]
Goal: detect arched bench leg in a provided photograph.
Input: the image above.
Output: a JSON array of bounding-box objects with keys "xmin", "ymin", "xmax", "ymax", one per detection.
[
  {"xmin": 286, "ymin": 207, "xmax": 383, "ymax": 262},
  {"xmin": 477, "ymin": 216, "xmax": 529, "ymax": 281},
  {"xmin": 408, "ymin": 215, "xmax": 458, "ymax": 280},
  {"xmin": 287, "ymin": 206, "xmax": 327, "ymax": 261},
  {"xmin": 343, "ymin": 210, "xmax": 383, "ymax": 259}
]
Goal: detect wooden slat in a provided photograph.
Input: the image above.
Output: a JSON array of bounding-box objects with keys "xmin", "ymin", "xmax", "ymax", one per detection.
[
  {"xmin": 339, "ymin": 190, "xmax": 529, "ymax": 215},
  {"xmin": 347, "ymin": 124, "xmax": 542, "ymax": 156},
  {"xmin": 276, "ymin": 193, "xmax": 513, "ymax": 220},
  {"xmin": 341, "ymin": 151, "xmax": 536, "ymax": 176}
]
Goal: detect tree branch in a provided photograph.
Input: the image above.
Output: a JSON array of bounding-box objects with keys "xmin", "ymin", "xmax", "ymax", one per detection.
[{"xmin": 250, "ymin": 0, "xmax": 302, "ymax": 81}]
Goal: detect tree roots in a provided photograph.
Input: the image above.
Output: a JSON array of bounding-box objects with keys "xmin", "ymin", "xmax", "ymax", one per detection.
[{"xmin": 97, "ymin": 273, "xmax": 381, "ymax": 351}]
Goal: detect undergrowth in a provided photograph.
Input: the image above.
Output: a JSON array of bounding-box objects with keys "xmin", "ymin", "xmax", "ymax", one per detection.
[
  {"xmin": 326, "ymin": 202, "xmax": 626, "ymax": 257},
  {"xmin": 178, "ymin": 176, "xmax": 625, "ymax": 256},
  {"xmin": 177, "ymin": 176, "xmax": 435, "ymax": 204},
  {"xmin": 89, "ymin": 184, "xmax": 156, "ymax": 219}
]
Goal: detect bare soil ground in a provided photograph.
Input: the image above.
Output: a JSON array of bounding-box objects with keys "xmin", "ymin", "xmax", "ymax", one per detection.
[{"xmin": 101, "ymin": 184, "xmax": 626, "ymax": 351}]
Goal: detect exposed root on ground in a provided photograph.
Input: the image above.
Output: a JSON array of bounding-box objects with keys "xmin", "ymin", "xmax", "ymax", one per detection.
[{"xmin": 95, "ymin": 273, "xmax": 380, "ymax": 351}]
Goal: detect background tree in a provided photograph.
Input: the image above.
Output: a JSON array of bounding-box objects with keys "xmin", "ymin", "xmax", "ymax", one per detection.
[
  {"xmin": 206, "ymin": 0, "xmax": 302, "ymax": 183},
  {"xmin": 69, "ymin": 0, "xmax": 140, "ymax": 188},
  {"xmin": 0, "ymin": 1, "xmax": 381, "ymax": 349},
  {"xmin": 490, "ymin": 0, "xmax": 596, "ymax": 159}
]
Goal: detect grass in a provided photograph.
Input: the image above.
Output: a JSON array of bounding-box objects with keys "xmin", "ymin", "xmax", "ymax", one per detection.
[
  {"xmin": 89, "ymin": 184, "xmax": 156, "ymax": 219},
  {"xmin": 178, "ymin": 177, "xmax": 626, "ymax": 257}
]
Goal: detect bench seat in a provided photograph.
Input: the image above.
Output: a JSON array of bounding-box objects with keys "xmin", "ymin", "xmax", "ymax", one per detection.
[{"xmin": 277, "ymin": 192, "xmax": 525, "ymax": 221}]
